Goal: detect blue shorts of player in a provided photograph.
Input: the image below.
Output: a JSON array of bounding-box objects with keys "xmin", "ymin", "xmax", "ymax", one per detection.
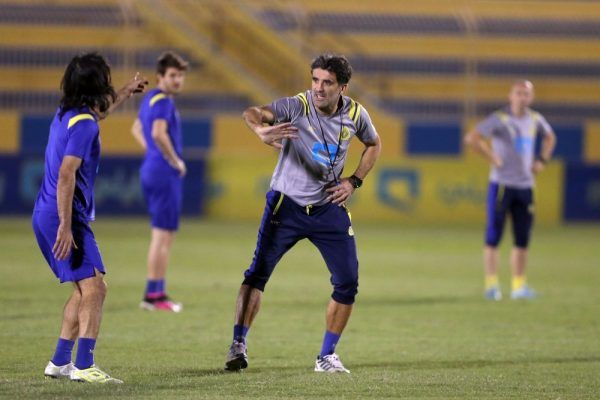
[
  {"xmin": 140, "ymin": 166, "xmax": 182, "ymax": 231},
  {"xmin": 243, "ymin": 190, "xmax": 359, "ymax": 305},
  {"xmin": 485, "ymin": 182, "xmax": 534, "ymax": 248},
  {"xmin": 32, "ymin": 211, "xmax": 105, "ymax": 283}
]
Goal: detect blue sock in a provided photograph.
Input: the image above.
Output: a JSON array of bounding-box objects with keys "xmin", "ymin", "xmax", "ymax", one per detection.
[
  {"xmin": 319, "ymin": 331, "xmax": 341, "ymax": 357},
  {"xmin": 75, "ymin": 338, "xmax": 96, "ymax": 370},
  {"xmin": 145, "ymin": 279, "xmax": 164, "ymax": 296},
  {"xmin": 51, "ymin": 338, "xmax": 74, "ymax": 366},
  {"xmin": 233, "ymin": 324, "xmax": 249, "ymax": 343}
]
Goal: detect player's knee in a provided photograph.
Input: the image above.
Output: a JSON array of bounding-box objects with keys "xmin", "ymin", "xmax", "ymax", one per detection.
[
  {"xmin": 514, "ymin": 236, "xmax": 530, "ymax": 248},
  {"xmin": 485, "ymin": 232, "xmax": 502, "ymax": 247},
  {"xmin": 332, "ymin": 279, "xmax": 358, "ymax": 305},
  {"xmin": 242, "ymin": 276, "xmax": 267, "ymax": 292}
]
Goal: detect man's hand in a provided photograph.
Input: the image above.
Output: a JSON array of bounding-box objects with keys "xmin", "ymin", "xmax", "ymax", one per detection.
[
  {"xmin": 124, "ymin": 72, "xmax": 149, "ymax": 98},
  {"xmin": 532, "ymin": 159, "xmax": 545, "ymax": 174},
  {"xmin": 492, "ymin": 153, "xmax": 503, "ymax": 168},
  {"xmin": 326, "ymin": 179, "xmax": 355, "ymax": 206},
  {"xmin": 52, "ymin": 223, "xmax": 77, "ymax": 261},
  {"xmin": 256, "ymin": 122, "xmax": 298, "ymax": 149},
  {"xmin": 175, "ymin": 158, "xmax": 187, "ymax": 177}
]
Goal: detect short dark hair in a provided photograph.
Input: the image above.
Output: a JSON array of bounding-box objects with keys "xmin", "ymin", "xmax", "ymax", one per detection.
[
  {"xmin": 156, "ymin": 51, "xmax": 189, "ymax": 75},
  {"xmin": 59, "ymin": 52, "xmax": 116, "ymax": 116},
  {"xmin": 310, "ymin": 53, "xmax": 352, "ymax": 85}
]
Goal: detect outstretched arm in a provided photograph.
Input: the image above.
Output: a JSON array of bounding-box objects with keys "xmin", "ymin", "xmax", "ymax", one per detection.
[
  {"xmin": 464, "ymin": 128, "xmax": 502, "ymax": 168},
  {"xmin": 97, "ymin": 73, "xmax": 149, "ymax": 120},
  {"xmin": 326, "ymin": 135, "xmax": 382, "ymax": 205},
  {"xmin": 242, "ymin": 105, "xmax": 298, "ymax": 149}
]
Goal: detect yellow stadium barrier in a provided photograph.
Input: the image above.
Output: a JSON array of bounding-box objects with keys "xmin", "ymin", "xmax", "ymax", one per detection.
[
  {"xmin": 0, "ymin": 112, "xmax": 19, "ymax": 153},
  {"xmin": 205, "ymin": 155, "xmax": 563, "ymax": 225}
]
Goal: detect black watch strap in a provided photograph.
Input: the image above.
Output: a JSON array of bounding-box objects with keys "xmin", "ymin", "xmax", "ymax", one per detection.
[{"xmin": 349, "ymin": 175, "xmax": 363, "ymax": 189}]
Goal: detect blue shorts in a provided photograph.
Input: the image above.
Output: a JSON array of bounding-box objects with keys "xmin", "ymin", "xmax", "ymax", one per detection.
[
  {"xmin": 485, "ymin": 183, "xmax": 534, "ymax": 248},
  {"xmin": 141, "ymin": 168, "xmax": 182, "ymax": 231},
  {"xmin": 243, "ymin": 190, "xmax": 359, "ymax": 305},
  {"xmin": 32, "ymin": 211, "xmax": 105, "ymax": 283}
]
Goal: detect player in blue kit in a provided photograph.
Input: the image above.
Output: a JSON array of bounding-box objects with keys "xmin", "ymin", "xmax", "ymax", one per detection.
[
  {"xmin": 131, "ymin": 52, "xmax": 188, "ymax": 312},
  {"xmin": 465, "ymin": 80, "xmax": 556, "ymax": 301},
  {"xmin": 32, "ymin": 52, "xmax": 147, "ymax": 383},
  {"xmin": 224, "ymin": 54, "xmax": 382, "ymax": 373}
]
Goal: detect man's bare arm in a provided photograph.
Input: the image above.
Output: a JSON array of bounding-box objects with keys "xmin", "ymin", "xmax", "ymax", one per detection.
[{"xmin": 53, "ymin": 155, "xmax": 81, "ymax": 260}]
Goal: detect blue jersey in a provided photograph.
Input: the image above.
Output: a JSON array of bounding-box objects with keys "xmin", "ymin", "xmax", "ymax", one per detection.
[
  {"xmin": 138, "ymin": 88, "xmax": 182, "ymax": 174},
  {"xmin": 34, "ymin": 107, "xmax": 100, "ymax": 221}
]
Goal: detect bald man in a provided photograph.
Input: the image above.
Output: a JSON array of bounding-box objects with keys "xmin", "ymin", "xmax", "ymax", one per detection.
[{"xmin": 465, "ymin": 80, "xmax": 556, "ymax": 300}]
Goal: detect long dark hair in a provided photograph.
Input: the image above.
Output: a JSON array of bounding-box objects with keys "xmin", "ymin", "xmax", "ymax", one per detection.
[{"xmin": 59, "ymin": 52, "xmax": 116, "ymax": 117}]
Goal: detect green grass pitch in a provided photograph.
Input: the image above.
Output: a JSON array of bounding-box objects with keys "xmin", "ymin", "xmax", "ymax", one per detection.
[{"xmin": 1, "ymin": 217, "xmax": 599, "ymax": 399}]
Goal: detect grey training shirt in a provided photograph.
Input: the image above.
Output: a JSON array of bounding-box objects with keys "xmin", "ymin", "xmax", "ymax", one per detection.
[
  {"xmin": 269, "ymin": 90, "xmax": 379, "ymax": 206},
  {"xmin": 477, "ymin": 107, "xmax": 553, "ymax": 189}
]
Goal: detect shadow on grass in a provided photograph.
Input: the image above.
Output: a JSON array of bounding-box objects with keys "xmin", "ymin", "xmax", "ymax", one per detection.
[
  {"xmin": 353, "ymin": 355, "xmax": 600, "ymax": 371},
  {"xmin": 360, "ymin": 295, "xmax": 474, "ymax": 307},
  {"xmin": 171, "ymin": 366, "xmax": 312, "ymax": 377}
]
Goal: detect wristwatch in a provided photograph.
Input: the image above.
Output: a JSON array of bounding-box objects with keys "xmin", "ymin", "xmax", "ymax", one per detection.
[{"xmin": 348, "ymin": 175, "xmax": 363, "ymax": 189}]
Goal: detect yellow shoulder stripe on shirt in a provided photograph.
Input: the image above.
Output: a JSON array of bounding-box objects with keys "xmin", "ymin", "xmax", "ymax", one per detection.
[
  {"xmin": 150, "ymin": 93, "xmax": 167, "ymax": 107},
  {"xmin": 495, "ymin": 111, "xmax": 509, "ymax": 124},
  {"xmin": 295, "ymin": 92, "xmax": 309, "ymax": 116},
  {"xmin": 67, "ymin": 113, "xmax": 95, "ymax": 129},
  {"xmin": 348, "ymin": 99, "xmax": 361, "ymax": 125},
  {"xmin": 496, "ymin": 110, "xmax": 539, "ymax": 136}
]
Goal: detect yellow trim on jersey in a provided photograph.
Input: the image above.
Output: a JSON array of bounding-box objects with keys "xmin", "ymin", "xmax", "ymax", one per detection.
[
  {"xmin": 496, "ymin": 184, "xmax": 505, "ymax": 205},
  {"xmin": 295, "ymin": 92, "xmax": 309, "ymax": 116},
  {"xmin": 272, "ymin": 192, "xmax": 285, "ymax": 215},
  {"xmin": 348, "ymin": 99, "xmax": 361, "ymax": 125},
  {"xmin": 67, "ymin": 113, "xmax": 94, "ymax": 129},
  {"xmin": 496, "ymin": 110, "xmax": 539, "ymax": 138},
  {"xmin": 149, "ymin": 93, "xmax": 167, "ymax": 107},
  {"xmin": 529, "ymin": 111, "xmax": 540, "ymax": 137}
]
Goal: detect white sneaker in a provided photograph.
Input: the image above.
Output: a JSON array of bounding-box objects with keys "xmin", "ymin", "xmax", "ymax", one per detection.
[
  {"xmin": 315, "ymin": 353, "xmax": 350, "ymax": 373},
  {"xmin": 44, "ymin": 361, "xmax": 75, "ymax": 379},
  {"xmin": 70, "ymin": 365, "xmax": 123, "ymax": 384},
  {"xmin": 224, "ymin": 340, "xmax": 248, "ymax": 371}
]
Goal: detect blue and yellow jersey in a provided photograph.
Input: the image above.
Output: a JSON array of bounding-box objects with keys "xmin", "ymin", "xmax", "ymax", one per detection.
[
  {"xmin": 138, "ymin": 88, "xmax": 182, "ymax": 174},
  {"xmin": 34, "ymin": 107, "xmax": 100, "ymax": 221}
]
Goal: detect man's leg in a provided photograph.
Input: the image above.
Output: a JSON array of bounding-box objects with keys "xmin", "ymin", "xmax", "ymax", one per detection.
[
  {"xmin": 325, "ymin": 299, "xmax": 353, "ymax": 334},
  {"xmin": 484, "ymin": 245, "xmax": 500, "ymax": 292},
  {"xmin": 225, "ymin": 191, "xmax": 300, "ymax": 371},
  {"xmin": 141, "ymin": 228, "xmax": 182, "ymax": 312},
  {"xmin": 510, "ymin": 188, "xmax": 535, "ymax": 299},
  {"xmin": 145, "ymin": 228, "xmax": 174, "ymax": 293},
  {"xmin": 59, "ymin": 286, "xmax": 81, "ymax": 341},
  {"xmin": 511, "ymin": 246, "xmax": 528, "ymax": 282},
  {"xmin": 74, "ymin": 269, "xmax": 107, "ymax": 370},
  {"xmin": 234, "ymin": 284, "xmax": 263, "ymax": 337},
  {"xmin": 484, "ymin": 183, "xmax": 507, "ymax": 300},
  {"xmin": 310, "ymin": 204, "xmax": 358, "ymax": 373},
  {"xmin": 320, "ymin": 299, "xmax": 353, "ymax": 357},
  {"xmin": 68, "ymin": 269, "xmax": 123, "ymax": 383},
  {"xmin": 45, "ymin": 286, "xmax": 81, "ymax": 377}
]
